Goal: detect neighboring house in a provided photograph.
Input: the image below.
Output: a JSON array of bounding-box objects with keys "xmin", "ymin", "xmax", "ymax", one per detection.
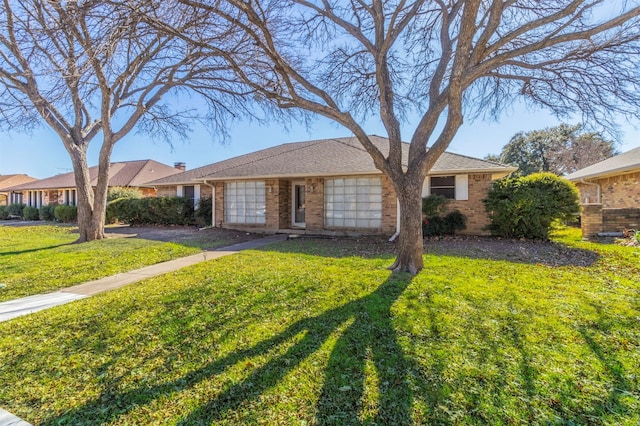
[
  {"xmin": 149, "ymin": 135, "xmax": 516, "ymax": 236},
  {"xmin": 0, "ymin": 174, "xmax": 38, "ymax": 205},
  {"xmin": 5, "ymin": 160, "xmax": 184, "ymax": 208},
  {"xmin": 566, "ymin": 146, "xmax": 640, "ymax": 238}
]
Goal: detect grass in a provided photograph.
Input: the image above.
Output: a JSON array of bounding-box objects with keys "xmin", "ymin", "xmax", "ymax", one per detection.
[
  {"xmin": 0, "ymin": 226, "xmax": 200, "ymax": 302},
  {"xmin": 0, "ymin": 228, "xmax": 639, "ymax": 424}
]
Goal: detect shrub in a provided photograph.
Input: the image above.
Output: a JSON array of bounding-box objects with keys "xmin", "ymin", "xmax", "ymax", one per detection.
[
  {"xmin": 23, "ymin": 206, "xmax": 40, "ymax": 221},
  {"xmin": 483, "ymin": 172, "xmax": 580, "ymax": 239},
  {"xmin": 423, "ymin": 209, "xmax": 467, "ymax": 236},
  {"xmin": 107, "ymin": 197, "xmax": 194, "ymax": 225},
  {"xmin": 54, "ymin": 205, "xmax": 78, "ymax": 223},
  {"xmin": 107, "ymin": 186, "xmax": 143, "ymax": 202},
  {"xmin": 194, "ymin": 197, "xmax": 213, "ymax": 226},
  {"xmin": 6, "ymin": 203, "xmax": 26, "ymax": 217},
  {"xmin": 421, "ymin": 195, "xmax": 467, "ymax": 236},
  {"xmin": 39, "ymin": 205, "xmax": 57, "ymax": 221},
  {"xmin": 0, "ymin": 205, "xmax": 7, "ymax": 220},
  {"xmin": 422, "ymin": 194, "xmax": 449, "ymax": 217}
]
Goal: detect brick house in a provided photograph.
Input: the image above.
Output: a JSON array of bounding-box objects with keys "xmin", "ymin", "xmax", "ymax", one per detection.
[
  {"xmin": 6, "ymin": 160, "xmax": 184, "ymax": 208},
  {"xmin": 0, "ymin": 174, "xmax": 37, "ymax": 205},
  {"xmin": 149, "ymin": 136, "xmax": 515, "ymax": 236},
  {"xmin": 566, "ymin": 146, "xmax": 640, "ymax": 238}
]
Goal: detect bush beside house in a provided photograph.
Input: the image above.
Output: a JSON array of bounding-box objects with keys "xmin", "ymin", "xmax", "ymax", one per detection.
[
  {"xmin": 54, "ymin": 205, "xmax": 78, "ymax": 223},
  {"xmin": 422, "ymin": 195, "xmax": 467, "ymax": 236},
  {"xmin": 22, "ymin": 206, "xmax": 40, "ymax": 221},
  {"xmin": 483, "ymin": 172, "xmax": 580, "ymax": 239}
]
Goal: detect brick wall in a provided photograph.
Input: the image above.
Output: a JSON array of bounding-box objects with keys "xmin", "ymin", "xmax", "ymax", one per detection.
[
  {"xmin": 575, "ymin": 171, "xmax": 640, "ymax": 208},
  {"xmin": 265, "ymin": 179, "xmax": 279, "ymax": 230},
  {"xmin": 381, "ymin": 175, "xmax": 397, "ymax": 234},
  {"xmin": 278, "ymin": 180, "xmax": 291, "ymax": 228},
  {"xmin": 214, "ymin": 182, "xmax": 224, "ymax": 228},
  {"xmin": 581, "ymin": 204, "xmax": 603, "ymax": 239},
  {"xmin": 305, "ymin": 177, "xmax": 325, "ymax": 232},
  {"xmin": 603, "ymin": 208, "xmax": 640, "ymax": 232},
  {"xmin": 447, "ymin": 173, "xmax": 493, "ymax": 235}
]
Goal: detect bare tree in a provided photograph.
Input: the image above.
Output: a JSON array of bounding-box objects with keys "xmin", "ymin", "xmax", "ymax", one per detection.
[
  {"xmin": 0, "ymin": 0, "xmax": 244, "ymax": 241},
  {"xmin": 488, "ymin": 123, "xmax": 617, "ymax": 176},
  {"xmin": 177, "ymin": 1, "xmax": 640, "ymax": 273}
]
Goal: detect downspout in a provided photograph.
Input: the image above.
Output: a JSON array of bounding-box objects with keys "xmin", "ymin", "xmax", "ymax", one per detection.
[
  {"xmin": 388, "ymin": 199, "xmax": 401, "ymax": 242},
  {"xmin": 579, "ymin": 179, "xmax": 601, "ymax": 204},
  {"xmin": 203, "ymin": 180, "xmax": 216, "ymax": 228}
]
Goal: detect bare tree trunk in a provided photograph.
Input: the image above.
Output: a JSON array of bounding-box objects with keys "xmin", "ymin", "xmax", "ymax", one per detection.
[
  {"xmin": 68, "ymin": 145, "xmax": 105, "ymax": 243},
  {"xmin": 389, "ymin": 174, "xmax": 424, "ymax": 275}
]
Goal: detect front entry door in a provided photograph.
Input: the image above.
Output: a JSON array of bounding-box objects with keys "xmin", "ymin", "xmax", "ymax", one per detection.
[{"xmin": 292, "ymin": 182, "xmax": 306, "ymax": 227}]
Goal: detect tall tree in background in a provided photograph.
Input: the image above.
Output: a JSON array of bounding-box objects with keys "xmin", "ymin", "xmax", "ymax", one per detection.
[
  {"xmin": 487, "ymin": 124, "xmax": 617, "ymax": 176},
  {"xmin": 0, "ymin": 1, "xmax": 242, "ymax": 241},
  {"xmin": 164, "ymin": 0, "xmax": 640, "ymax": 274}
]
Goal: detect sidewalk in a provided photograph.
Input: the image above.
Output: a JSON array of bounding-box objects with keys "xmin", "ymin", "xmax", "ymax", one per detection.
[{"xmin": 0, "ymin": 234, "xmax": 287, "ymax": 323}]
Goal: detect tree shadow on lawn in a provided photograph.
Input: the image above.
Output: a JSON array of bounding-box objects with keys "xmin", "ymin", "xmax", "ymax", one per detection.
[
  {"xmin": 0, "ymin": 242, "xmax": 73, "ymax": 256},
  {"xmin": 46, "ymin": 272, "xmax": 415, "ymax": 425}
]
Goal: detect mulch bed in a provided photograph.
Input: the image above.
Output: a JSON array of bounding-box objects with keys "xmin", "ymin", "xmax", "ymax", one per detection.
[{"xmin": 422, "ymin": 235, "xmax": 599, "ymax": 267}]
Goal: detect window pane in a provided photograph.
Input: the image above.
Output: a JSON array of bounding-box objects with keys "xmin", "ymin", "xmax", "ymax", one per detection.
[
  {"xmin": 431, "ymin": 176, "xmax": 455, "ymax": 187},
  {"xmin": 431, "ymin": 187, "xmax": 455, "ymax": 199},
  {"xmin": 225, "ymin": 181, "xmax": 266, "ymax": 224},
  {"xmin": 324, "ymin": 177, "xmax": 382, "ymax": 228}
]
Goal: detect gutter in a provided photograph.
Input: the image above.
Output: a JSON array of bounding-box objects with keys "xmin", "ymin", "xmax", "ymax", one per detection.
[
  {"xmin": 579, "ymin": 178, "xmax": 601, "ymax": 204},
  {"xmin": 202, "ymin": 180, "xmax": 216, "ymax": 227},
  {"xmin": 388, "ymin": 199, "xmax": 401, "ymax": 242}
]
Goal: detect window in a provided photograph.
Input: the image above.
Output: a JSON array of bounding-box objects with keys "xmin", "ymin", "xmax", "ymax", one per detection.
[
  {"xmin": 224, "ymin": 181, "xmax": 266, "ymax": 224},
  {"xmin": 325, "ymin": 177, "xmax": 382, "ymax": 228},
  {"xmin": 64, "ymin": 189, "xmax": 77, "ymax": 206},
  {"xmin": 430, "ymin": 176, "xmax": 456, "ymax": 199},
  {"xmin": 183, "ymin": 185, "xmax": 195, "ymax": 202}
]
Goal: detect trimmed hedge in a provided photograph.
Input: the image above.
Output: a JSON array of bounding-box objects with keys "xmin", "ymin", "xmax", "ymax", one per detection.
[
  {"xmin": 107, "ymin": 196, "xmax": 213, "ymax": 226},
  {"xmin": 483, "ymin": 172, "xmax": 580, "ymax": 239},
  {"xmin": 0, "ymin": 205, "xmax": 8, "ymax": 220},
  {"xmin": 54, "ymin": 205, "xmax": 78, "ymax": 223},
  {"xmin": 107, "ymin": 197, "xmax": 195, "ymax": 226},
  {"xmin": 39, "ymin": 205, "xmax": 57, "ymax": 221},
  {"xmin": 23, "ymin": 206, "xmax": 40, "ymax": 221},
  {"xmin": 6, "ymin": 203, "xmax": 26, "ymax": 217},
  {"xmin": 107, "ymin": 186, "xmax": 143, "ymax": 202},
  {"xmin": 194, "ymin": 197, "xmax": 212, "ymax": 226}
]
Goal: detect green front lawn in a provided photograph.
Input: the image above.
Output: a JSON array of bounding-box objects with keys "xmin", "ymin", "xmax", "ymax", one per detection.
[
  {"xmin": 0, "ymin": 226, "xmax": 199, "ymax": 302},
  {"xmin": 0, "ymin": 228, "xmax": 638, "ymax": 424}
]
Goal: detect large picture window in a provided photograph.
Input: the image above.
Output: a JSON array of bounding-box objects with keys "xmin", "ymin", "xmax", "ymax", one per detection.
[
  {"xmin": 224, "ymin": 181, "xmax": 266, "ymax": 224},
  {"xmin": 325, "ymin": 177, "xmax": 382, "ymax": 228}
]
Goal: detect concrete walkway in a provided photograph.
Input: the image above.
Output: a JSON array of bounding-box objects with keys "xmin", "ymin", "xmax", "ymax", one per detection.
[
  {"xmin": 0, "ymin": 409, "xmax": 31, "ymax": 426},
  {"xmin": 0, "ymin": 234, "xmax": 287, "ymax": 323}
]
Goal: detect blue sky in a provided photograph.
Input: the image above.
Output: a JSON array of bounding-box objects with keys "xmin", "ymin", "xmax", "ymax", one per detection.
[{"xmin": 1, "ymin": 103, "xmax": 639, "ymax": 179}]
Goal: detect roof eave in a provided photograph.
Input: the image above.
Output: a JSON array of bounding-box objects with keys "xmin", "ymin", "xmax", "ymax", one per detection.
[
  {"xmin": 567, "ymin": 164, "xmax": 640, "ymax": 181},
  {"xmin": 191, "ymin": 167, "xmax": 518, "ymax": 183}
]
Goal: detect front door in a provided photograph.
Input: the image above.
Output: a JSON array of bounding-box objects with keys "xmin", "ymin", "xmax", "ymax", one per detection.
[{"xmin": 292, "ymin": 182, "xmax": 306, "ymax": 227}]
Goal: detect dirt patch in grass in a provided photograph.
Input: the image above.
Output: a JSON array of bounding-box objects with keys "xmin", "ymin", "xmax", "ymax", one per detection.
[
  {"xmin": 424, "ymin": 235, "xmax": 599, "ymax": 267},
  {"xmin": 104, "ymin": 225, "xmax": 263, "ymax": 250}
]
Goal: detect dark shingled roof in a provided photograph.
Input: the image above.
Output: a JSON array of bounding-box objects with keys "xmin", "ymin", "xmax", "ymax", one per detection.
[
  {"xmin": 149, "ymin": 135, "xmax": 515, "ymax": 185},
  {"xmin": 6, "ymin": 160, "xmax": 182, "ymax": 191},
  {"xmin": 566, "ymin": 146, "xmax": 640, "ymax": 181}
]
